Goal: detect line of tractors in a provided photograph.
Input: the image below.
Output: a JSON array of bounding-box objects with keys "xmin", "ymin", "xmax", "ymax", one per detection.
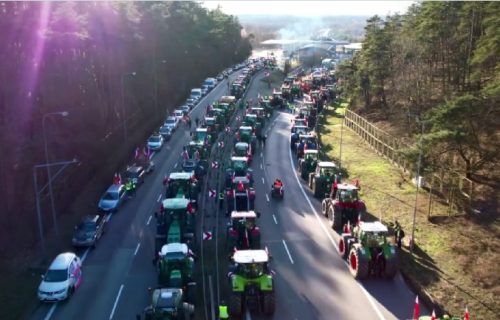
[{"xmin": 288, "ymin": 68, "xmax": 398, "ymax": 280}]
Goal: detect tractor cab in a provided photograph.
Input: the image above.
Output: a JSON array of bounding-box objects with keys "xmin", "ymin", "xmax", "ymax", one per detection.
[
  {"xmin": 236, "ymin": 126, "xmax": 257, "ymax": 150},
  {"xmin": 156, "ymin": 198, "xmax": 195, "ymax": 254},
  {"xmin": 234, "ymin": 142, "xmax": 253, "ymax": 163},
  {"xmin": 220, "ymin": 95, "xmax": 236, "ymax": 108},
  {"xmin": 203, "ymin": 116, "xmax": 219, "ymax": 133},
  {"xmin": 323, "ymin": 183, "xmax": 366, "ymax": 230},
  {"xmin": 164, "ymin": 172, "xmax": 199, "ymax": 203},
  {"xmin": 298, "ymin": 149, "xmax": 319, "ymax": 180},
  {"xmin": 231, "ymin": 83, "xmax": 243, "ymax": 99},
  {"xmin": 226, "ymin": 176, "xmax": 256, "ymax": 214},
  {"xmin": 228, "ymin": 249, "xmax": 275, "ymax": 317},
  {"xmin": 295, "ymin": 134, "xmax": 317, "ymax": 157},
  {"xmin": 194, "ymin": 127, "xmax": 215, "ymax": 145},
  {"xmin": 157, "ymin": 242, "xmax": 194, "ymax": 288},
  {"xmin": 309, "ymin": 161, "xmax": 339, "ymax": 198},
  {"xmin": 227, "ymin": 211, "xmax": 261, "ymax": 252},
  {"xmin": 142, "ymin": 288, "xmax": 194, "ymax": 320},
  {"xmin": 187, "ymin": 141, "xmax": 208, "ymax": 160},
  {"xmin": 270, "ymin": 90, "xmax": 283, "ymax": 108},
  {"xmin": 207, "ymin": 107, "xmax": 227, "ymax": 126},
  {"xmin": 243, "ymin": 114, "xmax": 258, "ymax": 128}
]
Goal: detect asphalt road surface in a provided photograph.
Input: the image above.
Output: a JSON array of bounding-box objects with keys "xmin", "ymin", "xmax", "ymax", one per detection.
[{"xmin": 31, "ymin": 68, "xmax": 427, "ymax": 320}]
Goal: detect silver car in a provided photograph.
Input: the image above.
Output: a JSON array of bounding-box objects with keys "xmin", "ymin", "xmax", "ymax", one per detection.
[{"xmin": 98, "ymin": 184, "xmax": 127, "ymax": 212}]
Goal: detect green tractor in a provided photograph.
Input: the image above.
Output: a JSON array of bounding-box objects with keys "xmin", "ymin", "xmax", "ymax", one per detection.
[
  {"xmin": 193, "ymin": 128, "xmax": 215, "ymax": 146},
  {"xmin": 228, "ymin": 250, "xmax": 275, "ymax": 317},
  {"xmin": 225, "ymin": 156, "xmax": 254, "ymax": 188},
  {"xmin": 248, "ymin": 107, "xmax": 267, "ymax": 123},
  {"xmin": 308, "ymin": 161, "xmax": 340, "ymax": 199},
  {"xmin": 164, "ymin": 172, "xmax": 199, "ymax": 205},
  {"xmin": 139, "ymin": 287, "xmax": 194, "ymax": 320},
  {"xmin": 207, "ymin": 108, "xmax": 227, "ymax": 126},
  {"xmin": 243, "ymin": 114, "xmax": 262, "ymax": 139},
  {"xmin": 259, "ymin": 97, "xmax": 273, "ymax": 117},
  {"xmin": 157, "ymin": 243, "xmax": 195, "ymax": 288},
  {"xmin": 340, "ymin": 221, "xmax": 397, "ymax": 280},
  {"xmin": 297, "ymin": 149, "xmax": 318, "ymax": 180},
  {"xmin": 231, "ymin": 83, "xmax": 244, "ymax": 99},
  {"xmin": 227, "ymin": 211, "xmax": 261, "ymax": 253},
  {"xmin": 186, "ymin": 141, "xmax": 209, "ymax": 162},
  {"xmin": 322, "ymin": 183, "xmax": 366, "ymax": 231},
  {"xmin": 156, "ymin": 198, "xmax": 196, "ymax": 255},
  {"xmin": 219, "ymin": 96, "xmax": 237, "ymax": 113},
  {"xmin": 236, "ymin": 126, "xmax": 257, "ymax": 152},
  {"xmin": 233, "ymin": 142, "xmax": 253, "ymax": 164},
  {"xmin": 203, "ymin": 116, "xmax": 219, "ymax": 133}
]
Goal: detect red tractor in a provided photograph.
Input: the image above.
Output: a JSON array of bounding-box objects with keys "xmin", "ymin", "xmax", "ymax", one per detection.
[{"xmin": 321, "ymin": 183, "xmax": 366, "ymax": 231}]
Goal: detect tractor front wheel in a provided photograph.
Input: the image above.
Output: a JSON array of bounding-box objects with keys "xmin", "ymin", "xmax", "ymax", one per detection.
[
  {"xmin": 262, "ymin": 292, "xmax": 276, "ymax": 315},
  {"xmin": 384, "ymin": 257, "xmax": 397, "ymax": 279},
  {"xmin": 349, "ymin": 248, "xmax": 369, "ymax": 279},
  {"xmin": 321, "ymin": 200, "xmax": 329, "ymax": 217},
  {"xmin": 229, "ymin": 293, "xmax": 243, "ymax": 318},
  {"xmin": 338, "ymin": 235, "xmax": 352, "ymax": 260},
  {"xmin": 331, "ymin": 206, "xmax": 342, "ymax": 230}
]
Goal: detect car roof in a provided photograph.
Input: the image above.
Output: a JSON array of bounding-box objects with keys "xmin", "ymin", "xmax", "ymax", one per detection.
[
  {"xmin": 174, "ymin": 110, "xmax": 183, "ymax": 113},
  {"xmin": 318, "ymin": 161, "xmax": 337, "ymax": 168},
  {"xmin": 359, "ymin": 221, "xmax": 388, "ymax": 233},
  {"xmin": 231, "ymin": 156, "xmax": 248, "ymax": 162},
  {"xmin": 233, "ymin": 250, "xmax": 268, "ymax": 264},
  {"xmin": 127, "ymin": 166, "xmax": 143, "ymax": 173},
  {"xmin": 304, "ymin": 150, "xmax": 318, "ymax": 154},
  {"xmin": 160, "ymin": 243, "xmax": 188, "ymax": 256},
  {"xmin": 162, "ymin": 198, "xmax": 190, "ymax": 209},
  {"xmin": 166, "ymin": 116, "xmax": 176, "ymax": 120},
  {"xmin": 50, "ymin": 252, "xmax": 77, "ymax": 269},
  {"xmin": 235, "ymin": 142, "xmax": 249, "ymax": 148},
  {"xmin": 239, "ymin": 126, "xmax": 252, "ymax": 130},
  {"xmin": 337, "ymin": 183, "xmax": 358, "ymax": 190},
  {"xmin": 196, "ymin": 128, "xmax": 208, "ymax": 132},
  {"xmin": 231, "ymin": 211, "xmax": 257, "ymax": 219},
  {"xmin": 204, "ymin": 116, "xmax": 215, "ymax": 120}
]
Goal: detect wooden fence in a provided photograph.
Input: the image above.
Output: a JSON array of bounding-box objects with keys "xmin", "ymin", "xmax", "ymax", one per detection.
[{"xmin": 344, "ymin": 109, "xmax": 475, "ymax": 214}]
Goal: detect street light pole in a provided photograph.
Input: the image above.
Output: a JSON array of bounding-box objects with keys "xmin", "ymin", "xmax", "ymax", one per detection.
[
  {"xmin": 120, "ymin": 72, "xmax": 136, "ymax": 145},
  {"xmin": 42, "ymin": 111, "xmax": 69, "ymax": 236},
  {"xmin": 410, "ymin": 119, "xmax": 425, "ymax": 255}
]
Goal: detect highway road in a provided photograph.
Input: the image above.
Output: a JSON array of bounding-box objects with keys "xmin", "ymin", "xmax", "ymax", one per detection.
[
  {"xmin": 30, "ymin": 66, "xmax": 426, "ymax": 320},
  {"xmin": 29, "ymin": 71, "xmax": 241, "ymax": 320}
]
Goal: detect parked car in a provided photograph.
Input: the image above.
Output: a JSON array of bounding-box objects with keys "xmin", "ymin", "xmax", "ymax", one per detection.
[
  {"xmin": 159, "ymin": 125, "xmax": 173, "ymax": 140},
  {"xmin": 203, "ymin": 77, "xmax": 217, "ymax": 90},
  {"xmin": 147, "ymin": 133, "xmax": 164, "ymax": 151},
  {"xmin": 216, "ymin": 73, "xmax": 224, "ymax": 81},
  {"xmin": 72, "ymin": 214, "xmax": 106, "ymax": 248},
  {"xmin": 173, "ymin": 110, "xmax": 184, "ymax": 121},
  {"xmin": 125, "ymin": 165, "xmax": 145, "ymax": 185},
  {"xmin": 190, "ymin": 88, "xmax": 202, "ymax": 102},
  {"xmin": 38, "ymin": 252, "xmax": 82, "ymax": 302},
  {"xmin": 180, "ymin": 105, "xmax": 190, "ymax": 115},
  {"xmin": 98, "ymin": 184, "xmax": 127, "ymax": 212},
  {"xmin": 201, "ymin": 85, "xmax": 209, "ymax": 96},
  {"xmin": 164, "ymin": 116, "xmax": 178, "ymax": 131},
  {"xmin": 186, "ymin": 98, "xmax": 196, "ymax": 109}
]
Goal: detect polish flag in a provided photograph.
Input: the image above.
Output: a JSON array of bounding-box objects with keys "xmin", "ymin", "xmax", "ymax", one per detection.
[
  {"xmin": 412, "ymin": 296, "xmax": 420, "ymax": 320},
  {"xmin": 431, "ymin": 310, "xmax": 437, "ymax": 320},
  {"xmin": 464, "ymin": 306, "xmax": 469, "ymax": 320},
  {"xmin": 113, "ymin": 173, "xmax": 121, "ymax": 185},
  {"xmin": 134, "ymin": 147, "xmax": 140, "ymax": 159}
]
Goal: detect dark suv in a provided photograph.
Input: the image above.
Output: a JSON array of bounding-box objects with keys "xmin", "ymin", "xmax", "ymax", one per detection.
[
  {"xmin": 72, "ymin": 215, "xmax": 106, "ymax": 248},
  {"xmin": 125, "ymin": 166, "xmax": 145, "ymax": 186}
]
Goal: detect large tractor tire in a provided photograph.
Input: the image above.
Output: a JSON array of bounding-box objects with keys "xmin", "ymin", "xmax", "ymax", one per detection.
[
  {"xmin": 182, "ymin": 302, "xmax": 195, "ymax": 320},
  {"xmin": 384, "ymin": 257, "xmax": 397, "ymax": 280},
  {"xmin": 300, "ymin": 162, "xmax": 309, "ymax": 180},
  {"xmin": 321, "ymin": 199, "xmax": 329, "ymax": 217},
  {"xmin": 308, "ymin": 174, "xmax": 314, "ymax": 189},
  {"xmin": 228, "ymin": 293, "xmax": 243, "ymax": 318},
  {"xmin": 338, "ymin": 235, "xmax": 353, "ymax": 260},
  {"xmin": 262, "ymin": 292, "xmax": 276, "ymax": 315},
  {"xmin": 349, "ymin": 247, "xmax": 369, "ymax": 280},
  {"xmin": 331, "ymin": 206, "xmax": 342, "ymax": 230}
]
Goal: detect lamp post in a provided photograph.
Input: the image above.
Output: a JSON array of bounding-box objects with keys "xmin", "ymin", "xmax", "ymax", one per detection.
[
  {"xmin": 42, "ymin": 111, "xmax": 69, "ymax": 236},
  {"xmin": 410, "ymin": 118, "xmax": 426, "ymax": 255},
  {"xmin": 120, "ymin": 72, "xmax": 137, "ymax": 145}
]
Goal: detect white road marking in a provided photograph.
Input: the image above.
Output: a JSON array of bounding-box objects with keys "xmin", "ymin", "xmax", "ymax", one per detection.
[
  {"xmin": 261, "ymin": 177, "xmax": 265, "ymax": 184},
  {"xmin": 287, "ymin": 117, "xmax": 386, "ymax": 320},
  {"xmin": 146, "ymin": 215, "xmax": 152, "ymax": 225},
  {"xmin": 174, "ymin": 163, "xmax": 178, "ymax": 168},
  {"xmin": 106, "ymin": 212, "xmax": 113, "ymax": 223},
  {"xmin": 260, "ymin": 152, "xmax": 263, "ymax": 158},
  {"xmin": 43, "ymin": 304, "xmax": 57, "ymax": 320},
  {"xmin": 272, "ymin": 214, "xmax": 278, "ymax": 224},
  {"xmin": 109, "ymin": 284, "xmax": 124, "ymax": 320},
  {"xmin": 245, "ymin": 309, "xmax": 252, "ymax": 320},
  {"xmin": 157, "ymin": 194, "xmax": 162, "ymax": 202},
  {"xmin": 134, "ymin": 243, "xmax": 141, "ymax": 256},
  {"xmin": 266, "ymin": 194, "xmax": 270, "ymax": 202},
  {"xmin": 282, "ymin": 239, "xmax": 294, "ymax": 264},
  {"xmin": 80, "ymin": 249, "xmax": 90, "ymax": 263},
  {"xmin": 260, "ymin": 163, "xmax": 263, "ymax": 170}
]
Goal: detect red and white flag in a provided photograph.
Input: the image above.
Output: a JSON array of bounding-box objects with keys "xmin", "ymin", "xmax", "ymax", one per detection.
[
  {"xmin": 431, "ymin": 310, "xmax": 437, "ymax": 320},
  {"xmin": 134, "ymin": 147, "xmax": 140, "ymax": 159},
  {"xmin": 143, "ymin": 146, "xmax": 151, "ymax": 159},
  {"xmin": 113, "ymin": 172, "xmax": 122, "ymax": 185},
  {"xmin": 357, "ymin": 213, "xmax": 362, "ymax": 226},
  {"xmin": 412, "ymin": 295, "xmax": 420, "ymax": 320},
  {"xmin": 464, "ymin": 306, "xmax": 469, "ymax": 320}
]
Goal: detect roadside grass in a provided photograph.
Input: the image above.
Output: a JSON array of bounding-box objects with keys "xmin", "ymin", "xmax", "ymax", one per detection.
[{"xmin": 319, "ymin": 101, "xmax": 500, "ymax": 319}]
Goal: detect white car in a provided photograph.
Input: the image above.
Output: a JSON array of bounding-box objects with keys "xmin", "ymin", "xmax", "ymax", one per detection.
[
  {"xmin": 147, "ymin": 133, "xmax": 164, "ymax": 151},
  {"xmin": 173, "ymin": 109, "xmax": 184, "ymax": 121},
  {"xmin": 38, "ymin": 252, "xmax": 82, "ymax": 302},
  {"xmin": 164, "ymin": 116, "xmax": 178, "ymax": 131},
  {"xmin": 190, "ymin": 88, "xmax": 202, "ymax": 102},
  {"xmin": 201, "ymin": 85, "xmax": 209, "ymax": 96}
]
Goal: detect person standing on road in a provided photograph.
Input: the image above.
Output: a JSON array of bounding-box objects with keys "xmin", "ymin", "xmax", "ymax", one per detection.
[
  {"xmin": 219, "ymin": 301, "xmax": 229, "ymax": 319},
  {"xmin": 218, "ymin": 191, "xmax": 224, "ymax": 210},
  {"xmin": 394, "ymin": 220, "xmax": 405, "ymax": 249},
  {"xmin": 261, "ymin": 134, "xmax": 267, "ymax": 148},
  {"xmin": 195, "ymin": 117, "xmax": 199, "ymax": 127}
]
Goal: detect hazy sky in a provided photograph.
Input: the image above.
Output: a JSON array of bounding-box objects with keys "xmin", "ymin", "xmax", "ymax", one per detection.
[{"xmin": 202, "ymin": 1, "xmax": 415, "ymax": 17}]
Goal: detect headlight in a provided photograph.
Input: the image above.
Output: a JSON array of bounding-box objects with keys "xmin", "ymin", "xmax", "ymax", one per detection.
[{"xmin": 55, "ymin": 288, "xmax": 66, "ymax": 294}]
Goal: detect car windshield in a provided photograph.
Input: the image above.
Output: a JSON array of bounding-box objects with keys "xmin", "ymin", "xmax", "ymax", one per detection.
[
  {"xmin": 44, "ymin": 268, "xmax": 68, "ymax": 282},
  {"xmin": 165, "ymin": 119, "xmax": 175, "ymax": 124},
  {"xmin": 103, "ymin": 191, "xmax": 118, "ymax": 200},
  {"xmin": 160, "ymin": 127, "xmax": 171, "ymax": 133},
  {"xmin": 78, "ymin": 221, "xmax": 96, "ymax": 231},
  {"xmin": 149, "ymin": 136, "xmax": 161, "ymax": 143},
  {"xmin": 153, "ymin": 290, "xmax": 178, "ymax": 309}
]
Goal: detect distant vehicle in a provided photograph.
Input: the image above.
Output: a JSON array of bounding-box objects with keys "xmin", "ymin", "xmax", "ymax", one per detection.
[
  {"xmin": 98, "ymin": 184, "xmax": 127, "ymax": 212},
  {"xmin": 125, "ymin": 166, "xmax": 145, "ymax": 185},
  {"xmin": 159, "ymin": 125, "xmax": 173, "ymax": 140},
  {"xmin": 186, "ymin": 98, "xmax": 196, "ymax": 109},
  {"xmin": 190, "ymin": 88, "xmax": 202, "ymax": 101},
  {"xmin": 72, "ymin": 214, "xmax": 106, "ymax": 248},
  {"xmin": 164, "ymin": 116, "xmax": 179, "ymax": 131},
  {"xmin": 147, "ymin": 133, "xmax": 164, "ymax": 151},
  {"xmin": 173, "ymin": 110, "xmax": 184, "ymax": 121},
  {"xmin": 201, "ymin": 85, "xmax": 209, "ymax": 96},
  {"xmin": 38, "ymin": 252, "xmax": 82, "ymax": 302},
  {"xmin": 216, "ymin": 74, "xmax": 224, "ymax": 81},
  {"xmin": 180, "ymin": 105, "xmax": 190, "ymax": 115},
  {"xmin": 203, "ymin": 77, "xmax": 217, "ymax": 90}
]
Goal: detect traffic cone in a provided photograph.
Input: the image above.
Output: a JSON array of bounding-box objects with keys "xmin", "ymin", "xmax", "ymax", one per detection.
[
  {"xmin": 412, "ymin": 295, "xmax": 420, "ymax": 320},
  {"xmin": 464, "ymin": 306, "xmax": 469, "ymax": 320}
]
